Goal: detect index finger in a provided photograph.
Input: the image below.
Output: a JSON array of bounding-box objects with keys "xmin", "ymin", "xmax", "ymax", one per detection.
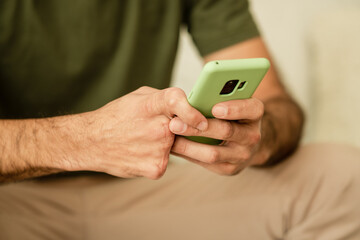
[{"xmin": 152, "ymin": 87, "xmax": 208, "ymax": 131}]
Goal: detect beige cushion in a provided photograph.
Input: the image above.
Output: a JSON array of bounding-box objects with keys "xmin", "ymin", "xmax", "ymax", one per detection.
[{"xmin": 309, "ymin": 8, "xmax": 360, "ymax": 147}]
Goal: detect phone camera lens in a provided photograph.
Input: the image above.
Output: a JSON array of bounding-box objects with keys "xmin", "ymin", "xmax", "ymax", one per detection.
[
  {"xmin": 220, "ymin": 79, "xmax": 239, "ymax": 95},
  {"xmin": 238, "ymin": 81, "xmax": 246, "ymax": 90}
]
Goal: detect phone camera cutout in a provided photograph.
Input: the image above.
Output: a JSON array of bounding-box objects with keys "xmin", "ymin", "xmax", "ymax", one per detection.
[
  {"xmin": 237, "ymin": 81, "xmax": 247, "ymax": 90},
  {"xmin": 220, "ymin": 80, "xmax": 239, "ymax": 95}
]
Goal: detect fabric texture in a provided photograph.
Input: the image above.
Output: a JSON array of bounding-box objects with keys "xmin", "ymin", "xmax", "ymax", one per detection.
[
  {"xmin": 0, "ymin": 0, "xmax": 259, "ymax": 118},
  {"xmin": 184, "ymin": 0, "xmax": 259, "ymax": 56},
  {"xmin": 1, "ymin": 144, "xmax": 360, "ymax": 239}
]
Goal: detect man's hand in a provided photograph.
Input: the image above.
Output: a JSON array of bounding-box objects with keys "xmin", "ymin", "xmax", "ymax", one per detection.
[
  {"xmin": 0, "ymin": 87, "xmax": 207, "ymax": 182},
  {"xmin": 80, "ymin": 86, "xmax": 207, "ymax": 179},
  {"xmin": 170, "ymin": 98, "xmax": 268, "ymax": 175},
  {"xmin": 170, "ymin": 36, "xmax": 304, "ymax": 172}
]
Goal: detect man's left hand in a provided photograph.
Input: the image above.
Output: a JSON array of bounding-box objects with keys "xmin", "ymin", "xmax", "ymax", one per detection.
[{"xmin": 170, "ymin": 98, "xmax": 267, "ymax": 175}]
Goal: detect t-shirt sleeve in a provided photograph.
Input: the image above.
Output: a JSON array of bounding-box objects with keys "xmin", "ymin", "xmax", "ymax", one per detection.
[{"xmin": 183, "ymin": 0, "xmax": 260, "ymax": 56}]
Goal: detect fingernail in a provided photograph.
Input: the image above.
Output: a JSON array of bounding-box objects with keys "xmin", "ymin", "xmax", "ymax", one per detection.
[
  {"xmin": 196, "ymin": 121, "xmax": 207, "ymax": 131},
  {"xmin": 213, "ymin": 106, "xmax": 227, "ymax": 117},
  {"xmin": 170, "ymin": 119, "xmax": 187, "ymax": 133}
]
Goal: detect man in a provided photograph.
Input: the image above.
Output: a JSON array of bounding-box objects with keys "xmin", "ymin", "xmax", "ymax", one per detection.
[{"xmin": 0, "ymin": 0, "xmax": 359, "ymax": 239}]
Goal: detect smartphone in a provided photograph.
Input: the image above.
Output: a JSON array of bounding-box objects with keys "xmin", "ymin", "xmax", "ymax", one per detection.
[{"xmin": 186, "ymin": 58, "xmax": 270, "ymax": 145}]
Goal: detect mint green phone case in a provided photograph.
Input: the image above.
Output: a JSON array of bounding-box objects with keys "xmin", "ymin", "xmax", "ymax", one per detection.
[{"xmin": 186, "ymin": 58, "xmax": 270, "ymax": 145}]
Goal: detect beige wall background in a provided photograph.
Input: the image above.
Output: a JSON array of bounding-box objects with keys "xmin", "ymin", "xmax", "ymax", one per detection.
[{"xmin": 171, "ymin": 0, "xmax": 360, "ymax": 147}]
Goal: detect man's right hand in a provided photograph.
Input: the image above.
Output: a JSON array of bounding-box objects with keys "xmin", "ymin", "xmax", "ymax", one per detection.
[{"xmin": 0, "ymin": 86, "xmax": 207, "ymax": 182}]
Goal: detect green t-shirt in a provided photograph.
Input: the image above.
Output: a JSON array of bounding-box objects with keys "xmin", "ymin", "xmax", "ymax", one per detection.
[{"xmin": 0, "ymin": 0, "xmax": 259, "ymax": 118}]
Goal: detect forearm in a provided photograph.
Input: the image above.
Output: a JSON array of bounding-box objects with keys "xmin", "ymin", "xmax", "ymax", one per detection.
[
  {"xmin": 1, "ymin": 87, "xmax": 205, "ymax": 182},
  {"xmin": 256, "ymin": 95, "xmax": 305, "ymax": 166},
  {"xmin": 0, "ymin": 114, "xmax": 89, "ymax": 183}
]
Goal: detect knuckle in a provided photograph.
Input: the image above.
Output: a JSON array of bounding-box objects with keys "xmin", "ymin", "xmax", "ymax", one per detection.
[
  {"xmin": 167, "ymin": 97, "xmax": 177, "ymax": 108},
  {"xmin": 138, "ymin": 86, "xmax": 150, "ymax": 91},
  {"xmin": 222, "ymin": 165, "xmax": 240, "ymax": 176},
  {"xmin": 137, "ymin": 86, "xmax": 153, "ymax": 94},
  {"xmin": 236, "ymin": 100, "xmax": 246, "ymax": 113},
  {"xmin": 241, "ymin": 149, "xmax": 252, "ymax": 161},
  {"xmin": 187, "ymin": 111, "xmax": 200, "ymax": 124},
  {"xmin": 147, "ymin": 168, "xmax": 163, "ymax": 180},
  {"xmin": 208, "ymin": 149, "xmax": 220, "ymax": 163},
  {"xmin": 165, "ymin": 87, "xmax": 185, "ymax": 106},
  {"xmin": 221, "ymin": 121, "xmax": 234, "ymax": 140},
  {"xmin": 167, "ymin": 87, "xmax": 185, "ymax": 96},
  {"xmin": 147, "ymin": 161, "xmax": 167, "ymax": 180},
  {"xmin": 215, "ymin": 164, "xmax": 240, "ymax": 176}
]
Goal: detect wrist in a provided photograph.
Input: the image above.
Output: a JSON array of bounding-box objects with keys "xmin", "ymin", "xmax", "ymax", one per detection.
[
  {"xmin": 252, "ymin": 96, "xmax": 304, "ymax": 167},
  {"xmin": 41, "ymin": 112, "xmax": 95, "ymax": 172}
]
